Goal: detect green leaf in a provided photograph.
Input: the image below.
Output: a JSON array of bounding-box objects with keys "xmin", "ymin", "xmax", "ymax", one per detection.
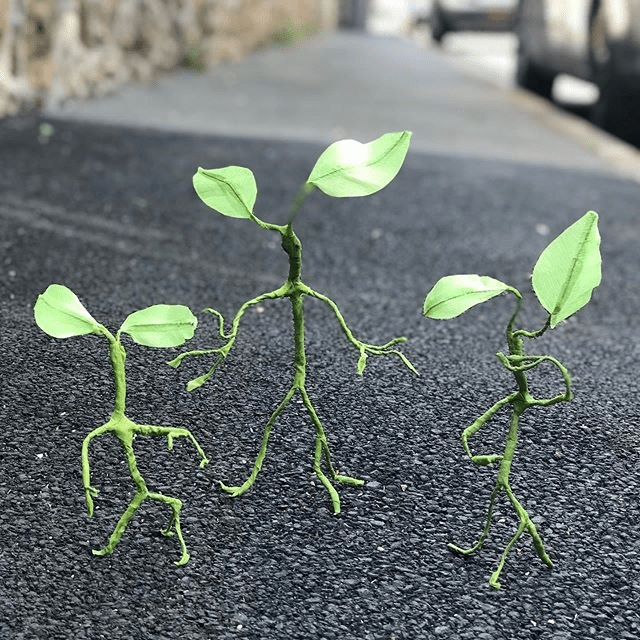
[
  {"xmin": 307, "ymin": 131, "xmax": 411, "ymax": 197},
  {"xmin": 193, "ymin": 166, "xmax": 257, "ymax": 218},
  {"xmin": 423, "ymin": 275, "xmax": 515, "ymax": 319},
  {"xmin": 34, "ymin": 284, "xmax": 101, "ymax": 338},
  {"xmin": 532, "ymin": 211, "xmax": 601, "ymax": 327},
  {"xmin": 120, "ymin": 305, "xmax": 198, "ymax": 348}
]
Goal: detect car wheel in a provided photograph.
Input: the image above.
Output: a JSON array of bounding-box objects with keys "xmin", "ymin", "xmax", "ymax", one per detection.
[
  {"xmin": 589, "ymin": 3, "xmax": 640, "ymax": 141},
  {"xmin": 430, "ymin": 6, "xmax": 447, "ymax": 43},
  {"xmin": 515, "ymin": 48, "xmax": 554, "ymax": 98},
  {"xmin": 592, "ymin": 76, "xmax": 640, "ymax": 142}
]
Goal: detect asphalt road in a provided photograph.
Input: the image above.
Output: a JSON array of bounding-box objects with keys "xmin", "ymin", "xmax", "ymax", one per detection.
[{"xmin": 2, "ymin": 31, "xmax": 640, "ymax": 640}]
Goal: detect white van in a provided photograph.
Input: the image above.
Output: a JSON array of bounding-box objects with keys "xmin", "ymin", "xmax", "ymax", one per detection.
[{"xmin": 517, "ymin": 0, "xmax": 640, "ymax": 137}]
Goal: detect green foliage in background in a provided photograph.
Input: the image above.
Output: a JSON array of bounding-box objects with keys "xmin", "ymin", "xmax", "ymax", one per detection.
[{"xmin": 271, "ymin": 19, "xmax": 320, "ymax": 45}]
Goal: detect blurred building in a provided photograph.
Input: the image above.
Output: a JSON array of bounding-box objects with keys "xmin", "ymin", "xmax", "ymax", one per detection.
[{"xmin": 0, "ymin": 0, "xmax": 338, "ymax": 116}]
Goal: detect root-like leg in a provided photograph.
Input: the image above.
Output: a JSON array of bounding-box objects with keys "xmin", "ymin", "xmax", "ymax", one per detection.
[
  {"xmin": 220, "ymin": 387, "xmax": 296, "ymax": 498},
  {"xmin": 148, "ymin": 492, "xmax": 190, "ymax": 566},
  {"xmin": 92, "ymin": 490, "xmax": 146, "ymax": 558},
  {"xmin": 489, "ymin": 518, "xmax": 527, "ymax": 589},
  {"xmin": 313, "ymin": 436, "xmax": 342, "ymax": 514},
  {"xmin": 505, "ymin": 484, "xmax": 553, "ymax": 568},
  {"xmin": 301, "ymin": 386, "xmax": 363, "ymax": 514},
  {"xmin": 448, "ymin": 482, "xmax": 502, "ymax": 556},
  {"xmin": 482, "ymin": 485, "xmax": 552, "ymax": 589}
]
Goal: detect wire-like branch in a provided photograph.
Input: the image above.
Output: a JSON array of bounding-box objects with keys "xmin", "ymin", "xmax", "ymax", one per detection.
[{"xmin": 304, "ymin": 285, "xmax": 418, "ymax": 375}]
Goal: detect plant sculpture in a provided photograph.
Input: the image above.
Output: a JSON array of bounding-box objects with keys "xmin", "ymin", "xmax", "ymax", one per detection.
[
  {"xmin": 169, "ymin": 131, "xmax": 418, "ymax": 513},
  {"xmin": 423, "ymin": 211, "xmax": 601, "ymax": 589},
  {"xmin": 34, "ymin": 285, "xmax": 208, "ymax": 565}
]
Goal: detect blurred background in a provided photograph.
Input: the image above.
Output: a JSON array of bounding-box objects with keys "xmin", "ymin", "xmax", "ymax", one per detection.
[
  {"xmin": 370, "ymin": 0, "xmax": 640, "ymax": 146},
  {"xmin": 2, "ymin": 0, "xmax": 640, "ymax": 149}
]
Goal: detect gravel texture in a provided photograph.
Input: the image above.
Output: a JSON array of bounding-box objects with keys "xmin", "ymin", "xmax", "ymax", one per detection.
[{"xmin": 1, "ymin": 116, "xmax": 640, "ymax": 639}]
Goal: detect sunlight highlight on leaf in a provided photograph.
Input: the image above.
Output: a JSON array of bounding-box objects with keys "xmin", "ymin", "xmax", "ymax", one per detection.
[{"xmin": 307, "ymin": 131, "xmax": 411, "ymax": 197}]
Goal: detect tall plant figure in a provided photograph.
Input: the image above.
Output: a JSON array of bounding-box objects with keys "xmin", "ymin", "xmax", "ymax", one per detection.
[
  {"xmin": 169, "ymin": 131, "xmax": 418, "ymax": 513},
  {"xmin": 423, "ymin": 212, "xmax": 601, "ymax": 588},
  {"xmin": 35, "ymin": 285, "xmax": 209, "ymax": 565}
]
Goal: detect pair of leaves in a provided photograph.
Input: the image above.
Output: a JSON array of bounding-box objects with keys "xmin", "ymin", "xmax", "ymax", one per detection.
[
  {"xmin": 192, "ymin": 131, "xmax": 412, "ymax": 218},
  {"xmin": 34, "ymin": 284, "xmax": 197, "ymax": 348},
  {"xmin": 423, "ymin": 211, "xmax": 601, "ymax": 327}
]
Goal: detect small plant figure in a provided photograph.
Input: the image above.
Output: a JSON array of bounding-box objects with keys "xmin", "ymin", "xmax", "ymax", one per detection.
[
  {"xmin": 34, "ymin": 284, "xmax": 209, "ymax": 565},
  {"xmin": 423, "ymin": 212, "xmax": 601, "ymax": 589},
  {"xmin": 169, "ymin": 131, "xmax": 418, "ymax": 513}
]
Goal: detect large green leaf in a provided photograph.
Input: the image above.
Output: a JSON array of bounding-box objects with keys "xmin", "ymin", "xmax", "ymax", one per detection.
[
  {"xmin": 423, "ymin": 274, "xmax": 515, "ymax": 319},
  {"xmin": 306, "ymin": 131, "xmax": 411, "ymax": 197},
  {"xmin": 193, "ymin": 166, "xmax": 257, "ymax": 219},
  {"xmin": 120, "ymin": 305, "xmax": 198, "ymax": 348},
  {"xmin": 532, "ymin": 211, "xmax": 601, "ymax": 327},
  {"xmin": 34, "ymin": 284, "xmax": 101, "ymax": 338}
]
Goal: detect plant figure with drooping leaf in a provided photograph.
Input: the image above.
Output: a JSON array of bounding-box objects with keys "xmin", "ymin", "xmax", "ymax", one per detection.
[
  {"xmin": 169, "ymin": 131, "xmax": 418, "ymax": 514},
  {"xmin": 34, "ymin": 285, "xmax": 208, "ymax": 565},
  {"xmin": 423, "ymin": 211, "xmax": 601, "ymax": 589}
]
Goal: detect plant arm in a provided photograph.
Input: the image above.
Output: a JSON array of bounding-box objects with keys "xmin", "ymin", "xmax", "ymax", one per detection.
[
  {"xmin": 134, "ymin": 424, "xmax": 209, "ymax": 468},
  {"xmin": 496, "ymin": 352, "xmax": 573, "ymax": 406},
  {"xmin": 168, "ymin": 287, "xmax": 285, "ymax": 391},
  {"xmin": 304, "ymin": 285, "xmax": 418, "ymax": 376},
  {"xmin": 459, "ymin": 392, "xmax": 518, "ymax": 466},
  {"xmin": 81, "ymin": 423, "xmax": 112, "ymax": 516}
]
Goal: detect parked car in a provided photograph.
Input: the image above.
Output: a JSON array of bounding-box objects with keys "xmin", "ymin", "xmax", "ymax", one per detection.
[
  {"xmin": 516, "ymin": 0, "xmax": 640, "ymax": 138},
  {"xmin": 427, "ymin": 0, "xmax": 518, "ymax": 42}
]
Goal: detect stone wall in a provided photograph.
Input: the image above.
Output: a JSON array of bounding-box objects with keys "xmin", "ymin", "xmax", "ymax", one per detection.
[{"xmin": 0, "ymin": 0, "xmax": 338, "ymax": 116}]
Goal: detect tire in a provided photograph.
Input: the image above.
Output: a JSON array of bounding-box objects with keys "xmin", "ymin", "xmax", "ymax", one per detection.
[
  {"xmin": 429, "ymin": 6, "xmax": 448, "ymax": 44},
  {"xmin": 592, "ymin": 76, "xmax": 640, "ymax": 142},
  {"xmin": 589, "ymin": 3, "xmax": 640, "ymax": 142},
  {"xmin": 515, "ymin": 48, "xmax": 555, "ymax": 98}
]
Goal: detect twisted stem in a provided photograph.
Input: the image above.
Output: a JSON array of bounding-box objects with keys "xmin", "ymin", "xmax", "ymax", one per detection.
[
  {"xmin": 449, "ymin": 299, "xmax": 572, "ymax": 588},
  {"xmin": 82, "ymin": 334, "xmax": 209, "ymax": 565},
  {"xmin": 174, "ymin": 212, "xmax": 415, "ymax": 512}
]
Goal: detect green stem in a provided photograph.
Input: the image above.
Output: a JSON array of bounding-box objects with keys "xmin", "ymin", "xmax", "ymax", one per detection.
[
  {"xmin": 83, "ymin": 333, "xmax": 207, "ymax": 565},
  {"xmin": 305, "ymin": 285, "xmax": 417, "ymax": 375},
  {"xmin": 220, "ymin": 223, "xmax": 363, "ymax": 512},
  {"xmin": 287, "ymin": 182, "xmax": 316, "ymax": 225},
  {"xmin": 497, "ymin": 410, "xmax": 521, "ymax": 486},
  {"xmin": 451, "ymin": 298, "xmax": 570, "ymax": 588},
  {"xmin": 220, "ymin": 386, "xmax": 296, "ymax": 498},
  {"xmin": 282, "ymin": 224, "xmax": 303, "ymax": 284}
]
